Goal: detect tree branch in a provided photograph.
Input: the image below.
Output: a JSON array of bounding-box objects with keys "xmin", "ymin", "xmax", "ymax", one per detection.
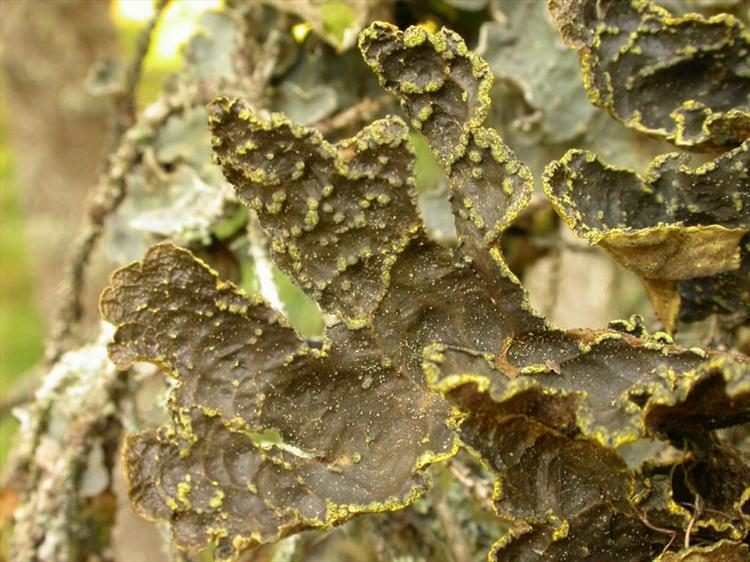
[{"xmin": 46, "ymin": 0, "xmax": 171, "ymax": 366}]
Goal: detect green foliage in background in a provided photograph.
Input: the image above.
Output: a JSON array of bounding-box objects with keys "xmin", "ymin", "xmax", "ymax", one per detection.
[{"xmin": 0, "ymin": 120, "xmax": 44, "ymax": 468}]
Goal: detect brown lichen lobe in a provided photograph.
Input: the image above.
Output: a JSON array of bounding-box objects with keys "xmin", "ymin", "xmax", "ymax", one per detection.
[
  {"xmin": 548, "ymin": 0, "xmax": 750, "ymax": 150},
  {"xmin": 207, "ymin": 96, "xmax": 421, "ymax": 329},
  {"xmin": 101, "ymin": 243, "xmax": 456, "ymax": 560},
  {"xmin": 543, "ymin": 141, "xmax": 750, "ymax": 330},
  {"xmin": 101, "ymin": 16, "xmax": 750, "ymax": 562}
]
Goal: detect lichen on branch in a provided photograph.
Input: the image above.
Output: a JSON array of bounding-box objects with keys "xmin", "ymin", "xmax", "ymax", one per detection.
[{"xmin": 98, "ymin": 14, "xmax": 750, "ymax": 562}]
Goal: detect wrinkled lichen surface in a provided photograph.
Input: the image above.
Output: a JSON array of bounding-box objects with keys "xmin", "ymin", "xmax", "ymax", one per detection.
[{"xmin": 99, "ymin": 6, "xmax": 750, "ymax": 562}]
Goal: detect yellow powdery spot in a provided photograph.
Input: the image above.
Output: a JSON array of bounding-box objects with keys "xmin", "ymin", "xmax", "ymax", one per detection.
[
  {"xmin": 176, "ymin": 480, "xmax": 192, "ymax": 509},
  {"xmin": 209, "ymin": 489, "xmax": 226, "ymax": 509},
  {"xmin": 552, "ymin": 518, "xmax": 570, "ymax": 541}
]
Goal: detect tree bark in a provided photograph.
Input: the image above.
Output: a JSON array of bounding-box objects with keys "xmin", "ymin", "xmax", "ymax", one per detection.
[{"xmin": 0, "ymin": 0, "xmax": 117, "ymax": 331}]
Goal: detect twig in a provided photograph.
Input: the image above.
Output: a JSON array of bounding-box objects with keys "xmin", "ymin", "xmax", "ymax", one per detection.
[
  {"xmin": 3, "ymin": 80, "xmax": 212, "ymax": 532},
  {"xmin": 29, "ymin": 84, "xmax": 208, "ymax": 366},
  {"xmin": 684, "ymin": 494, "xmax": 704, "ymax": 549},
  {"xmin": 249, "ymin": 27, "xmax": 283, "ymax": 93},
  {"xmin": 434, "ymin": 494, "xmax": 472, "ymax": 562},
  {"xmin": 447, "ymin": 458, "xmax": 495, "ymax": 514},
  {"xmin": 637, "ymin": 512, "xmax": 678, "ymax": 556},
  {"xmin": 527, "ymin": 235, "xmax": 601, "ymax": 254},
  {"xmin": 233, "ymin": 3, "xmax": 286, "ymax": 101},
  {"xmin": 315, "ymin": 95, "xmax": 394, "ymax": 136},
  {"xmin": 110, "ymin": 0, "xmax": 171, "ymax": 151},
  {"xmin": 9, "ymin": 339, "xmax": 125, "ymax": 562},
  {"xmin": 46, "ymin": 82, "xmax": 209, "ymax": 366},
  {"xmin": 46, "ymin": 0, "xmax": 171, "ymax": 366},
  {"xmin": 232, "ymin": 2, "xmax": 262, "ymax": 84}
]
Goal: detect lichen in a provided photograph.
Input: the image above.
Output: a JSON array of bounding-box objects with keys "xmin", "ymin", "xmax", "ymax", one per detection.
[
  {"xmin": 547, "ymin": 0, "xmax": 750, "ymax": 150},
  {"xmin": 100, "ymin": 16, "xmax": 750, "ymax": 562}
]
